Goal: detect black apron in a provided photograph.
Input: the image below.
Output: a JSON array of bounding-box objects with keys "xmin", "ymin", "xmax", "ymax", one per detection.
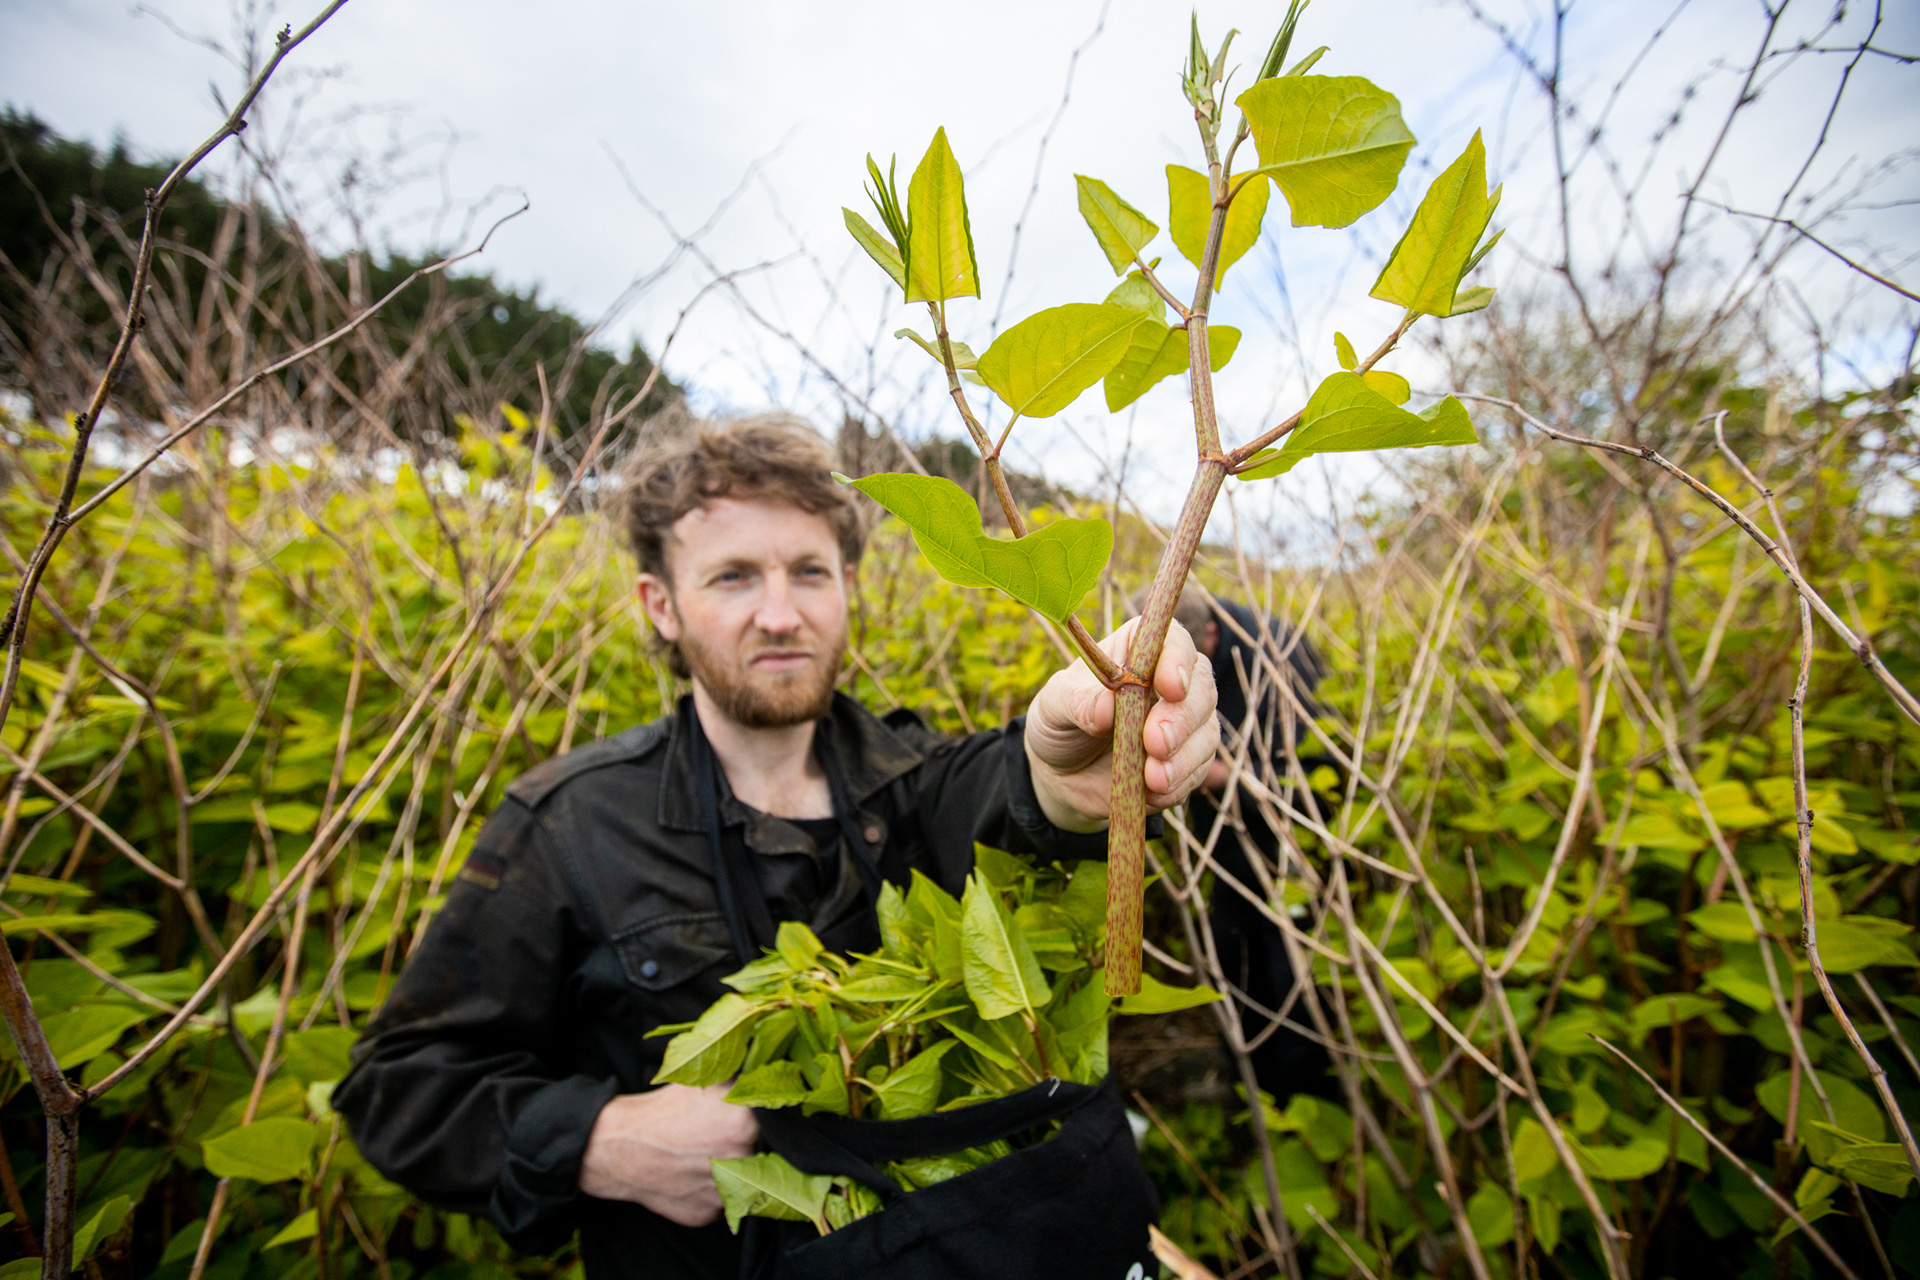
[{"xmin": 684, "ymin": 704, "xmax": 1160, "ymax": 1280}]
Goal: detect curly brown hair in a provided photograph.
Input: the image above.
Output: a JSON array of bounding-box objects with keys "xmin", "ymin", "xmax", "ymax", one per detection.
[{"xmin": 619, "ymin": 415, "xmax": 865, "ymax": 673}]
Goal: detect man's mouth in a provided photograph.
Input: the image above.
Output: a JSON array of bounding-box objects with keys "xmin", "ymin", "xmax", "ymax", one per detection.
[{"xmin": 747, "ymin": 648, "xmax": 814, "ymax": 671}]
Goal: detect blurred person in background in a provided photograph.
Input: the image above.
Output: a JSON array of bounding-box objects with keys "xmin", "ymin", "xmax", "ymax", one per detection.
[{"xmin": 1158, "ymin": 584, "xmax": 1336, "ymax": 1104}]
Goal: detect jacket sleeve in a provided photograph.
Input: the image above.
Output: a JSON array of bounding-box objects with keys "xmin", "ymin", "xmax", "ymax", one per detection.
[
  {"xmin": 910, "ymin": 715, "xmax": 1158, "ymax": 866},
  {"xmin": 331, "ymin": 800, "xmax": 615, "ymax": 1253}
]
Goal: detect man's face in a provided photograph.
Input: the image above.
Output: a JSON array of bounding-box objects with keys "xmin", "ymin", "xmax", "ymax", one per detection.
[{"xmin": 637, "ymin": 498, "xmax": 852, "ymax": 729}]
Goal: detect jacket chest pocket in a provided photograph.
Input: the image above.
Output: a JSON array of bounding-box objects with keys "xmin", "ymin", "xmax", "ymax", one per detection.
[{"xmin": 611, "ymin": 911, "xmax": 734, "ymax": 992}]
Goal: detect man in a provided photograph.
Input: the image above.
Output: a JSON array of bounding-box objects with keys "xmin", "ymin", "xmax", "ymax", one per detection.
[
  {"xmin": 1166, "ymin": 584, "xmax": 1336, "ymax": 1103},
  {"xmin": 332, "ymin": 417, "xmax": 1218, "ymax": 1279}
]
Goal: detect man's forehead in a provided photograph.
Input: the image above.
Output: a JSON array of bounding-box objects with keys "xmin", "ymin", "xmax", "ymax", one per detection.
[{"xmin": 663, "ymin": 497, "xmax": 840, "ymax": 566}]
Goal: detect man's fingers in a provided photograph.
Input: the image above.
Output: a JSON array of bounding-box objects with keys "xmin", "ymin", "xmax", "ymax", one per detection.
[
  {"xmin": 1144, "ymin": 659, "xmax": 1216, "ymax": 759},
  {"xmin": 1153, "ymin": 620, "xmax": 1199, "ymax": 702},
  {"xmin": 1146, "ymin": 711, "xmax": 1219, "ymax": 804}
]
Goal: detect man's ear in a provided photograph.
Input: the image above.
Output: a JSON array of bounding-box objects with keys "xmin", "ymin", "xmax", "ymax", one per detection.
[
  {"xmin": 1204, "ymin": 620, "xmax": 1220, "ymax": 657},
  {"xmin": 636, "ymin": 573, "xmax": 680, "ymax": 642}
]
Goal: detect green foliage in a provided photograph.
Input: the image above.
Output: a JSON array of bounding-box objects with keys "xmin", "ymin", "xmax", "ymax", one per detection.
[
  {"xmin": 1235, "ymin": 76, "xmax": 1416, "ymax": 228},
  {"xmin": 1370, "ymin": 130, "xmax": 1502, "ymax": 317},
  {"xmin": 1074, "ymin": 176, "xmax": 1159, "ymax": 276},
  {"xmin": 843, "ymin": 473, "xmax": 1112, "ymax": 624},
  {"xmin": 1236, "ymin": 372, "xmax": 1479, "ymax": 479},
  {"xmin": 975, "ymin": 303, "xmax": 1153, "ymax": 418},
  {"xmin": 655, "ymin": 853, "xmax": 1218, "ymax": 1235},
  {"xmin": 906, "ymin": 128, "xmax": 981, "ymax": 304},
  {"xmin": 1167, "ymin": 164, "xmax": 1270, "ymax": 285}
]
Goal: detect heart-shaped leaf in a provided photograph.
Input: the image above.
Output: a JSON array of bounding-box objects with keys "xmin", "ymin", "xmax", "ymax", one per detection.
[
  {"xmin": 1104, "ymin": 323, "xmax": 1242, "ymax": 411},
  {"xmin": 1235, "ymin": 75, "xmax": 1415, "ymax": 228},
  {"xmin": 1168, "ymin": 164, "xmax": 1270, "ymax": 286},
  {"xmin": 977, "ymin": 303, "xmax": 1151, "ymax": 418},
  {"xmin": 1237, "ymin": 372, "xmax": 1477, "ymax": 480},
  {"xmin": 201, "ymin": 1117, "xmax": 317, "ymax": 1183},
  {"xmin": 845, "ymin": 473, "xmax": 1111, "ymax": 623}
]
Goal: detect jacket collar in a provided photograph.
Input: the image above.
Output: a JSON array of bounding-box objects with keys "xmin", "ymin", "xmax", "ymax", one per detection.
[{"xmin": 656, "ymin": 691, "xmax": 927, "ymax": 834}]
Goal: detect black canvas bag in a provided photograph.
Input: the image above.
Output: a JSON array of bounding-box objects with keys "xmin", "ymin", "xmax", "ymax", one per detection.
[{"xmin": 685, "ymin": 706, "xmax": 1159, "ymax": 1280}]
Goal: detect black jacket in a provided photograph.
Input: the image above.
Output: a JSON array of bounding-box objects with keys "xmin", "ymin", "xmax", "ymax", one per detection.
[{"xmin": 331, "ymin": 694, "xmax": 1108, "ymax": 1279}]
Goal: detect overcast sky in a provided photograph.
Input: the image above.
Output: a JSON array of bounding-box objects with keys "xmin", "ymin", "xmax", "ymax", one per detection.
[{"xmin": 5, "ymin": 0, "xmax": 1916, "ymax": 532}]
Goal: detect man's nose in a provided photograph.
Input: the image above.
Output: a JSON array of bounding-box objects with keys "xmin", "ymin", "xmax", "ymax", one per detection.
[{"xmin": 753, "ymin": 572, "xmax": 804, "ymax": 635}]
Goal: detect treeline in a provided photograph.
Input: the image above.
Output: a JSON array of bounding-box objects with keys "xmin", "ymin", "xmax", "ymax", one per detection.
[{"xmin": 0, "ymin": 109, "xmax": 678, "ymax": 443}]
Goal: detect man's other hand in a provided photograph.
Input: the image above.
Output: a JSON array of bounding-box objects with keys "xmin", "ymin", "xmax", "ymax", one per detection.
[
  {"xmin": 1024, "ymin": 618, "xmax": 1219, "ymax": 833},
  {"xmin": 579, "ymin": 1083, "xmax": 758, "ymax": 1225}
]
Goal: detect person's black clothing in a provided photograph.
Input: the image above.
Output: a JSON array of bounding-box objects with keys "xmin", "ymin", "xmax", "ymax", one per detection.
[
  {"xmin": 331, "ymin": 693, "xmax": 1110, "ymax": 1280},
  {"xmin": 1193, "ymin": 601, "xmax": 1336, "ymax": 1104}
]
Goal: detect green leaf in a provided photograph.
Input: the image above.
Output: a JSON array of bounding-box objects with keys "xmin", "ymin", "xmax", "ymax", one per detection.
[
  {"xmin": 1, "ymin": 874, "xmax": 91, "ymax": 900},
  {"xmin": 741, "ymin": 1009, "xmax": 799, "ymax": 1075},
  {"xmin": 941, "ymin": 1012, "xmax": 1024, "ymax": 1071},
  {"xmin": 1117, "ymin": 970, "xmax": 1224, "ymax": 1015},
  {"xmin": 836, "ymin": 974, "xmax": 929, "ymax": 1001},
  {"xmin": 776, "ymin": 921, "xmax": 823, "ymax": 971},
  {"xmin": 802, "ymin": 1051, "xmax": 850, "ymax": 1116},
  {"xmin": 1235, "ymin": 76, "xmax": 1416, "ymax": 228},
  {"xmin": 1103, "ymin": 273, "xmax": 1165, "ymax": 319},
  {"xmin": 844, "ymin": 209, "xmax": 906, "ymax": 291},
  {"xmin": 1361, "ymin": 369, "xmax": 1411, "ymax": 405},
  {"xmin": 1757, "ymin": 1069, "xmax": 1886, "ymax": 1164},
  {"xmin": 846, "ymin": 473, "xmax": 1111, "ymax": 623},
  {"xmin": 877, "ymin": 882, "xmax": 921, "ymax": 958},
  {"xmin": 710, "ymin": 1152, "xmax": 832, "ymax": 1233},
  {"xmin": 1052, "ymin": 975, "xmax": 1112, "ymax": 1083},
  {"xmin": 1371, "ymin": 130, "xmax": 1500, "ymax": 315},
  {"xmin": 1627, "ymin": 993, "xmax": 1723, "ymax": 1045},
  {"xmin": 960, "ymin": 876, "xmax": 1051, "ymax": 1021},
  {"xmin": 726, "ymin": 1061, "xmax": 812, "ymax": 1108},
  {"xmin": 1167, "ymin": 165, "xmax": 1271, "ymax": 286},
  {"xmin": 1056, "ymin": 861, "xmax": 1108, "ymax": 938},
  {"xmin": 201, "ymin": 1117, "xmax": 317, "ymax": 1183},
  {"xmin": 895, "ymin": 328, "xmax": 979, "ymax": 371},
  {"xmin": 1333, "ymin": 332, "xmax": 1357, "ymax": 370},
  {"xmin": 1811, "ymin": 917, "xmax": 1916, "ymax": 973},
  {"xmin": 976, "ymin": 302, "xmax": 1151, "ymax": 418},
  {"xmin": 872, "ymin": 1040, "xmax": 957, "ymax": 1119},
  {"xmin": 1104, "ymin": 324, "xmax": 1241, "ymax": 412},
  {"xmin": 1075, "ymin": 175, "xmax": 1159, "ymax": 274},
  {"xmin": 654, "ymin": 993, "xmax": 760, "ymax": 1086},
  {"xmin": 1812, "ymin": 1132, "xmax": 1913, "ymax": 1196},
  {"xmin": 1467, "ymin": 1182, "xmax": 1515, "ymax": 1247},
  {"xmin": 1237, "ymin": 372, "xmax": 1478, "ymax": 481},
  {"xmin": 1685, "ymin": 901, "xmax": 1757, "ymax": 943},
  {"xmin": 1574, "ymin": 1135, "xmax": 1669, "ymax": 1180},
  {"xmin": 906, "ymin": 128, "xmax": 979, "ymax": 304},
  {"xmin": 72, "ymin": 1195, "xmax": 130, "ymax": 1261},
  {"xmin": 1450, "ymin": 285, "xmax": 1496, "ymax": 316},
  {"xmin": 264, "ymin": 1209, "xmax": 319, "ymax": 1249},
  {"xmin": 41, "ymin": 1002, "xmax": 149, "ymax": 1069}
]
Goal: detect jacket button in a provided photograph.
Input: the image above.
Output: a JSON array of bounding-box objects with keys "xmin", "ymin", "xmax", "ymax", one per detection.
[
  {"xmin": 864, "ymin": 825, "xmax": 882, "ymax": 844},
  {"xmin": 640, "ymin": 959, "xmax": 660, "ymax": 979}
]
